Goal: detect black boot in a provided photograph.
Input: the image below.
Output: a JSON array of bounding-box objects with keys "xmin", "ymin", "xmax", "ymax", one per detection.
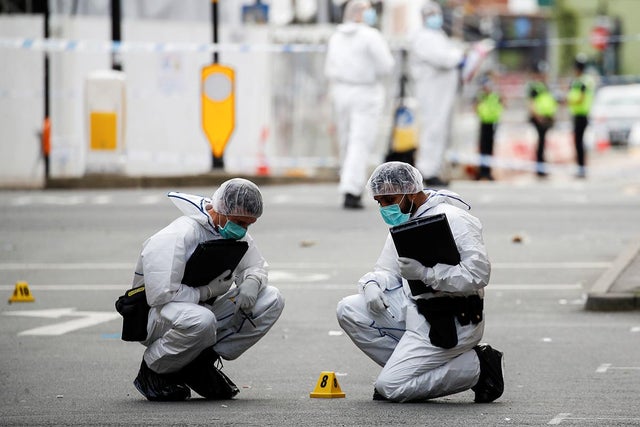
[
  {"xmin": 133, "ymin": 359, "xmax": 191, "ymax": 401},
  {"xmin": 372, "ymin": 387, "xmax": 388, "ymax": 401},
  {"xmin": 343, "ymin": 193, "xmax": 364, "ymax": 209},
  {"xmin": 423, "ymin": 176, "xmax": 449, "ymax": 187},
  {"xmin": 472, "ymin": 344, "xmax": 504, "ymax": 403},
  {"xmin": 179, "ymin": 348, "xmax": 239, "ymax": 400}
]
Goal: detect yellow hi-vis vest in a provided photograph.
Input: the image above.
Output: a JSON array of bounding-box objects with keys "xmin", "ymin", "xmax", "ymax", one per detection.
[
  {"xmin": 534, "ymin": 92, "xmax": 557, "ymax": 118},
  {"xmin": 477, "ymin": 92, "xmax": 503, "ymax": 124},
  {"xmin": 567, "ymin": 75, "xmax": 594, "ymax": 116}
]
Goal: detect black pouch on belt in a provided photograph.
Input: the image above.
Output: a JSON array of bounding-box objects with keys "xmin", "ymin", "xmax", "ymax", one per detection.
[
  {"xmin": 115, "ymin": 285, "xmax": 150, "ymax": 342},
  {"xmin": 415, "ymin": 296, "xmax": 484, "ymax": 349},
  {"xmin": 415, "ymin": 297, "xmax": 459, "ymax": 349}
]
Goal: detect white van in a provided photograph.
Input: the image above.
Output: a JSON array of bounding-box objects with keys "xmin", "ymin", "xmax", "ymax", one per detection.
[{"xmin": 588, "ymin": 83, "xmax": 640, "ymax": 147}]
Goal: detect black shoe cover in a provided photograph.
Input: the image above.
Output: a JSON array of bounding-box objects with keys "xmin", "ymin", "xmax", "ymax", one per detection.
[
  {"xmin": 179, "ymin": 348, "xmax": 239, "ymax": 400},
  {"xmin": 133, "ymin": 360, "xmax": 191, "ymax": 401},
  {"xmin": 343, "ymin": 193, "xmax": 364, "ymax": 209},
  {"xmin": 472, "ymin": 344, "xmax": 504, "ymax": 403},
  {"xmin": 372, "ymin": 387, "xmax": 388, "ymax": 401}
]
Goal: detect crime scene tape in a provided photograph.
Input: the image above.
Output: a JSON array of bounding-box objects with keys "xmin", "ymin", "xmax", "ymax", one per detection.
[
  {"xmin": 2, "ymin": 33, "xmax": 639, "ymax": 54},
  {"xmin": 0, "ymin": 37, "xmax": 327, "ymax": 54}
]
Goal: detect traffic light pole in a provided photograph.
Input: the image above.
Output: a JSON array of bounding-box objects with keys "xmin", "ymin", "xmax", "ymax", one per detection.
[
  {"xmin": 111, "ymin": 0, "xmax": 122, "ymax": 71},
  {"xmin": 43, "ymin": 0, "xmax": 50, "ymax": 181},
  {"xmin": 211, "ymin": 0, "xmax": 224, "ymax": 169}
]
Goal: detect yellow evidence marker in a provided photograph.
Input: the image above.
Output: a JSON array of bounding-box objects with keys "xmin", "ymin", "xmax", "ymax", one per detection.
[
  {"xmin": 310, "ymin": 371, "xmax": 345, "ymax": 398},
  {"xmin": 8, "ymin": 281, "xmax": 35, "ymax": 303}
]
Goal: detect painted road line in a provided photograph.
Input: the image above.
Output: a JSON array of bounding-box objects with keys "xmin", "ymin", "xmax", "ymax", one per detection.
[
  {"xmin": 548, "ymin": 413, "xmax": 571, "ymax": 425},
  {"xmin": 549, "ymin": 413, "xmax": 640, "ymax": 425},
  {"xmin": 3, "ymin": 308, "xmax": 120, "ymax": 336},
  {"xmin": 0, "ymin": 262, "xmax": 133, "ymax": 270},
  {"xmin": 0, "ymin": 261, "xmax": 611, "ymax": 271},
  {"xmin": 596, "ymin": 363, "xmax": 640, "ymax": 373},
  {"xmin": 0, "ymin": 283, "xmax": 584, "ymax": 291}
]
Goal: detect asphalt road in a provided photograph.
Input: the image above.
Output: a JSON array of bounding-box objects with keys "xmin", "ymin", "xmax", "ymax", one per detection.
[{"xmin": 1, "ymin": 176, "xmax": 640, "ymax": 426}]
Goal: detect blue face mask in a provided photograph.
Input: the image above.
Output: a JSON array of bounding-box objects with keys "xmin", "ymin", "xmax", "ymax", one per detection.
[
  {"xmin": 363, "ymin": 8, "xmax": 378, "ymax": 26},
  {"xmin": 379, "ymin": 196, "xmax": 412, "ymax": 226},
  {"xmin": 425, "ymin": 14, "xmax": 443, "ymax": 29},
  {"xmin": 219, "ymin": 219, "xmax": 247, "ymax": 240}
]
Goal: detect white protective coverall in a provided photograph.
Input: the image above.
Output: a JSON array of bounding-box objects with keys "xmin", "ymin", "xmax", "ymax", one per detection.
[
  {"xmin": 336, "ymin": 189, "xmax": 490, "ymax": 402},
  {"xmin": 324, "ymin": 21, "xmax": 395, "ymax": 197},
  {"xmin": 133, "ymin": 192, "xmax": 285, "ymax": 374},
  {"xmin": 409, "ymin": 27, "xmax": 464, "ymax": 180}
]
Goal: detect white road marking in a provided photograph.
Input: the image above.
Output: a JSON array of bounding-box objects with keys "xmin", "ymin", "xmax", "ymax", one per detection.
[
  {"xmin": 91, "ymin": 195, "xmax": 112, "ymax": 205},
  {"xmin": 0, "ymin": 261, "xmax": 610, "ymax": 271},
  {"xmin": 596, "ymin": 363, "xmax": 640, "ymax": 373},
  {"xmin": 3, "ymin": 308, "xmax": 120, "ymax": 336},
  {"xmin": 549, "ymin": 413, "xmax": 640, "ymax": 424},
  {"xmin": 0, "ymin": 283, "xmax": 584, "ymax": 292},
  {"xmin": 548, "ymin": 413, "xmax": 571, "ymax": 425},
  {"xmin": 0, "ymin": 262, "xmax": 133, "ymax": 270},
  {"xmin": 492, "ymin": 262, "xmax": 610, "ymax": 269}
]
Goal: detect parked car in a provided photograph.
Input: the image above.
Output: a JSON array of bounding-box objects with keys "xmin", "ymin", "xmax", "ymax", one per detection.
[{"xmin": 587, "ymin": 83, "xmax": 640, "ymax": 147}]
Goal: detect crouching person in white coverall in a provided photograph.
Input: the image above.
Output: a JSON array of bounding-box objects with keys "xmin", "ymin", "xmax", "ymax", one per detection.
[
  {"xmin": 336, "ymin": 162, "xmax": 504, "ymax": 403},
  {"xmin": 132, "ymin": 178, "xmax": 285, "ymax": 401}
]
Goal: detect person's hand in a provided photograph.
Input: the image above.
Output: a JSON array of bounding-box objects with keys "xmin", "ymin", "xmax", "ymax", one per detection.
[
  {"xmin": 363, "ymin": 281, "xmax": 388, "ymax": 314},
  {"xmin": 398, "ymin": 257, "xmax": 428, "ymax": 282},
  {"xmin": 232, "ymin": 277, "xmax": 260, "ymax": 311},
  {"xmin": 198, "ymin": 269, "xmax": 233, "ymax": 302}
]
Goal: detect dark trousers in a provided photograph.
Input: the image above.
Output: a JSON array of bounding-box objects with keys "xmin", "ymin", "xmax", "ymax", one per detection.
[
  {"xmin": 532, "ymin": 117, "xmax": 553, "ymax": 175},
  {"xmin": 573, "ymin": 115, "xmax": 588, "ymax": 168},
  {"xmin": 478, "ymin": 122, "xmax": 496, "ymax": 179}
]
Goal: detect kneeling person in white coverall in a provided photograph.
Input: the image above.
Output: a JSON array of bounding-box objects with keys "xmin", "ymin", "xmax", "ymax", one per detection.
[
  {"xmin": 132, "ymin": 178, "xmax": 285, "ymax": 401},
  {"xmin": 336, "ymin": 162, "xmax": 504, "ymax": 402}
]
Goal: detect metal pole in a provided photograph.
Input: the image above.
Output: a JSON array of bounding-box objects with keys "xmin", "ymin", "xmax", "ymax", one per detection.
[
  {"xmin": 212, "ymin": 0, "xmax": 219, "ymax": 64},
  {"xmin": 43, "ymin": 0, "xmax": 50, "ymax": 180},
  {"xmin": 111, "ymin": 0, "xmax": 122, "ymax": 71},
  {"xmin": 211, "ymin": 0, "xmax": 224, "ymax": 169}
]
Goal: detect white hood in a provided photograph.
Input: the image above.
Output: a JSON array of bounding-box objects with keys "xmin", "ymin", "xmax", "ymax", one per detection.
[
  {"xmin": 423, "ymin": 189, "xmax": 471, "ymax": 212},
  {"xmin": 167, "ymin": 191, "xmax": 215, "ymax": 229},
  {"xmin": 336, "ymin": 22, "xmax": 361, "ymax": 35}
]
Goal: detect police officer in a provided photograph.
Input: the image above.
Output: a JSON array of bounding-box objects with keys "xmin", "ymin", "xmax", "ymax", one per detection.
[
  {"xmin": 567, "ymin": 54, "xmax": 594, "ymax": 178},
  {"xmin": 474, "ymin": 74, "xmax": 503, "ymax": 181},
  {"xmin": 527, "ymin": 61, "xmax": 557, "ymax": 177}
]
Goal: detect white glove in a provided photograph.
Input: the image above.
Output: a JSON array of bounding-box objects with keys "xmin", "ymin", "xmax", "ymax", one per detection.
[
  {"xmin": 398, "ymin": 257, "xmax": 428, "ymax": 282},
  {"xmin": 232, "ymin": 277, "xmax": 260, "ymax": 311},
  {"xmin": 363, "ymin": 281, "xmax": 388, "ymax": 314},
  {"xmin": 198, "ymin": 269, "xmax": 233, "ymax": 302}
]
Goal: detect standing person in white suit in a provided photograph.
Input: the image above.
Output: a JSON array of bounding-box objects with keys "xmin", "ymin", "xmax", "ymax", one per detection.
[
  {"xmin": 325, "ymin": 0, "xmax": 395, "ymax": 209},
  {"xmin": 130, "ymin": 179, "xmax": 285, "ymax": 401},
  {"xmin": 409, "ymin": 1, "xmax": 465, "ymax": 187},
  {"xmin": 336, "ymin": 161, "xmax": 504, "ymax": 402}
]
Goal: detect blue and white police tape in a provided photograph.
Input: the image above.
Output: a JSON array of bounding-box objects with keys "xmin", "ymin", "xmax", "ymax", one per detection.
[{"xmin": 0, "ymin": 37, "xmax": 327, "ymax": 54}]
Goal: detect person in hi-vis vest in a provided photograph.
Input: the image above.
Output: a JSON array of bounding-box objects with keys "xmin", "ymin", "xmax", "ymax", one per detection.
[
  {"xmin": 527, "ymin": 61, "xmax": 557, "ymax": 177},
  {"xmin": 474, "ymin": 74, "xmax": 503, "ymax": 181},
  {"xmin": 567, "ymin": 54, "xmax": 594, "ymax": 178}
]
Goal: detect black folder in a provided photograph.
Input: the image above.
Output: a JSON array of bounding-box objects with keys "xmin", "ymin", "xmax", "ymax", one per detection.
[
  {"xmin": 182, "ymin": 239, "xmax": 249, "ymax": 287},
  {"xmin": 390, "ymin": 213, "xmax": 460, "ymax": 296}
]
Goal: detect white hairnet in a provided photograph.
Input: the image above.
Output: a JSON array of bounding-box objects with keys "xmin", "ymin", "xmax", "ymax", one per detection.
[
  {"xmin": 367, "ymin": 162, "xmax": 424, "ymax": 196},
  {"xmin": 343, "ymin": 0, "xmax": 370, "ymax": 23},
  {"xmin": 422, "ymin": 0, "xmax": 442, "ymax": 16},
  {"xmin": 211, "ymin": 178, "xmax": 263, "ymax": 218}
]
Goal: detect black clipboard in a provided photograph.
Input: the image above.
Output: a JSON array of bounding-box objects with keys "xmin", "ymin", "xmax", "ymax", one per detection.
[
  {"xmin": 390, "ymin": 213, "xmax": 460, "ymax": 296},
  {"xmin": 182, "ymin": 239, "xmax": 249, "ymax": 288}
]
